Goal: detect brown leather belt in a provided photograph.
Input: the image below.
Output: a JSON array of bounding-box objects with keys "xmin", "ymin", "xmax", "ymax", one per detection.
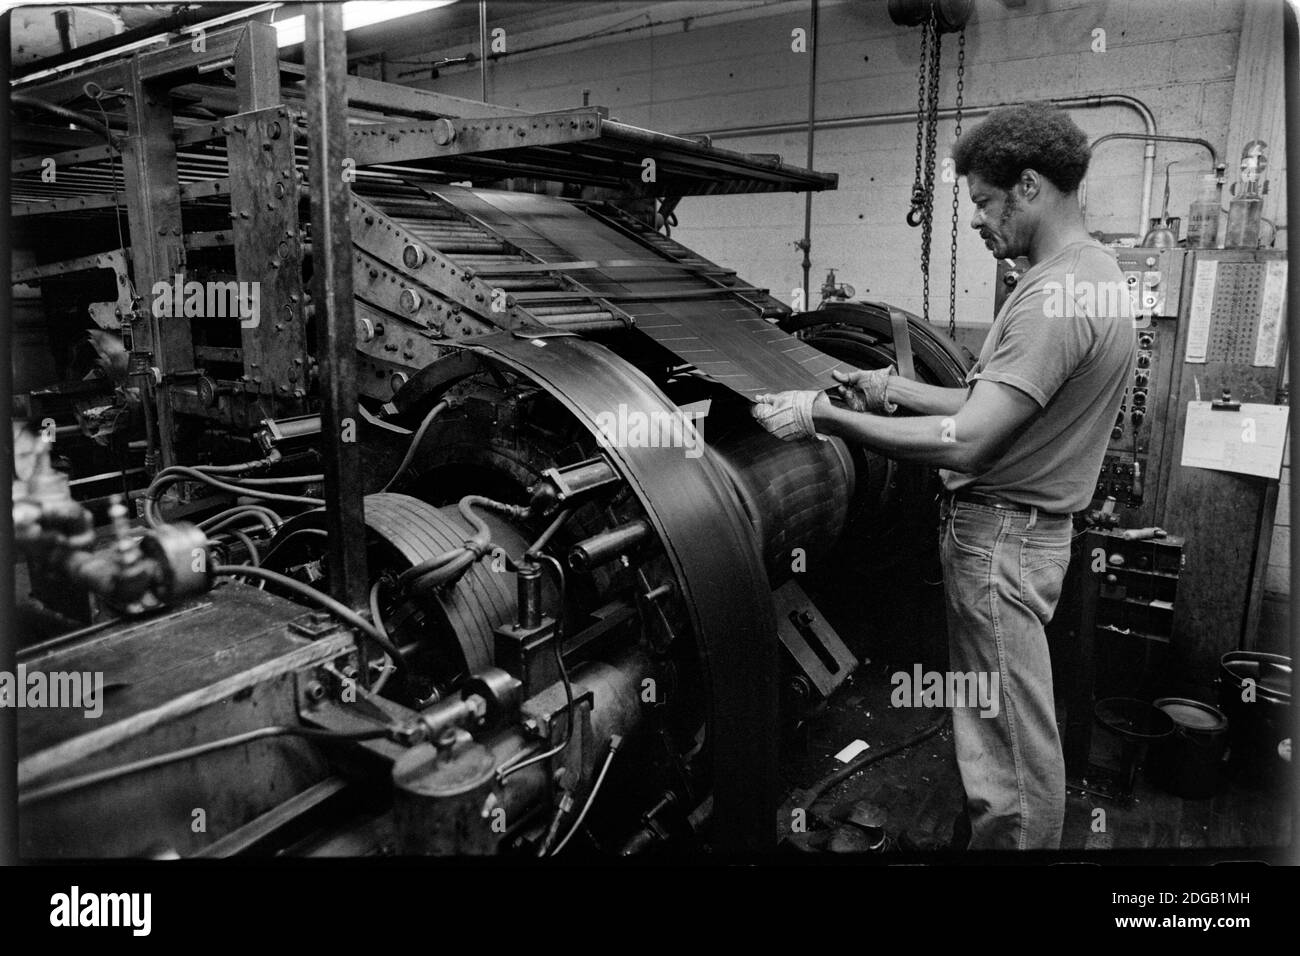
[{"xmin": 949, "ymin": 489, "xmax": 1072, "ymax": 520}]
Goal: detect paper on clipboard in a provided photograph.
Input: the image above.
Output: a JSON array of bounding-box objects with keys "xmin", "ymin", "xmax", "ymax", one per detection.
[{"xmin": 1180, "ymin": 402, "xmax": 1289, "ymax": 479}]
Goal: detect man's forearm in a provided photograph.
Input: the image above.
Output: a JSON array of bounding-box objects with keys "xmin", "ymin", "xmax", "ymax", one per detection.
[
  {"xmin": 886, "ymin": 377, "xmax": 968, "ymax": 416},
  {"xmin": 813, "ymin": 401, "xmax": 982, "ymax": 471}
]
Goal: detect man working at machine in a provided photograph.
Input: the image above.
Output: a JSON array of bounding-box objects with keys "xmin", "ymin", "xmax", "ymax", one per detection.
[{"xmin": 751, "ymin": 103, "xmax": 1135, "ymax": 850}]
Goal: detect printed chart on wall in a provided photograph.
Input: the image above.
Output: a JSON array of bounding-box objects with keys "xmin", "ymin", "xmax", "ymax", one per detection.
[{"xmin": 1184, "ymin": 258, "xmax": 1288, "ymax": 365}]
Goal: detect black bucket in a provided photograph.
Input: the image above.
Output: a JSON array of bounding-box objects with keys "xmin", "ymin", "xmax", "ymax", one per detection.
[
  {"xmin": 1148, "ymin": 698, "xmax": 1229, "ymax": 799},
  {"xmin": 1218, "ymin": 652, "xmax": 1292, "ymax": 788},
  {"xmin": 1093, "ymin": 697, "xmax": 1175, "ymax": 797}
]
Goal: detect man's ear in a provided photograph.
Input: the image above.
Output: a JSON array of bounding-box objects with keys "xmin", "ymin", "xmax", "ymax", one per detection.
[{"xmin": 1019, "ymin": 169, "xmax": 1041, "ymax": 202}]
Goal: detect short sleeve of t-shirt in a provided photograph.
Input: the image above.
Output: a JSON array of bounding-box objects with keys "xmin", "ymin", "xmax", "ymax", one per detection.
[{"xmin": 970, "ymin": 245, "xmax": 1115, "ymax": 408}]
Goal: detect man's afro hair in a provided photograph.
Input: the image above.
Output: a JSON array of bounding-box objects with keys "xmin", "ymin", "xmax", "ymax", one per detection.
[{"xmin": 952, "ymin": 102, "xmax": 1091, "ymax": 193}]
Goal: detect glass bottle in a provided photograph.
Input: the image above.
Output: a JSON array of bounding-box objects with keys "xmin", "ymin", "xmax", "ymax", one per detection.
[
  {"xmin": 1186, "ymin": 173, "xmax": 1222, "ymax": 248},
  {"xmin": 1225, "ymin": 141, "xmax": 1267, "ymax": 249}
]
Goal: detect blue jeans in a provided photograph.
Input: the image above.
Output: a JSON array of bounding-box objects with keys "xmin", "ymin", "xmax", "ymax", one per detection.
[{"xmin": 939, "ymin": 498, "xmax": 1073, "ymax": 850}]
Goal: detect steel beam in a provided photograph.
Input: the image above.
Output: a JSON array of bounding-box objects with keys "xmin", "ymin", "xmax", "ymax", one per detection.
[
  {"xmin": 12, "ymin": 249, "xmax": 133, "ymax": 330},
  {"xmin": 344, "ymin": 73, "xmax": 527, "ymax": 119},
  {"xmin": 234, "ymin": 21, "xmax": 281, "ymax": 112},
  {"xmin": 279, "ymin": 65, "xmax": 527, "ymax": 119},
  {"xmin": 138, "ymin": 23, "xmax": 255, "ymax": 83},
  {"xmin": 349, "ymin": 194, "xmax": 554, "ymax": 337},
  {"xmin": 305, "ymin": 3, "xmax": 368, "ymax": 610},
  {"xmin": 12, "ymin": 176, "xmax": 232, "ymax": 217},
  {"xmin": 121, "ymin": 57, "xmax": 192, "ymax": 467},
  {"xmin": 226, "ymin": 106, "xmax": 308, "ymax": 410},
  {"xmin": 11, "ymin": 143, "xmax": 116, "ymax": 174},
  {"xmin": 15, "ymin": 23, "xmax": 253, "ymax": 107},
  {"xmin": 347, "ymin": 110, "xmax": 605, "ymax": 167}
]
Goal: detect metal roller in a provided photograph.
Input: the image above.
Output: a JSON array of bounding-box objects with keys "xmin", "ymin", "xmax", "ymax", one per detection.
[
  {"xmin": 489, "ymin": 277, "xmax": 565, "ymax": 291},
  {"xmin": 369, "ymin": 201, "xmax": 462, "ymax": 221},
  {"xmin": 538, "ymin": 316, "xmax": 618, "ymax": 330},
  {"xmin": 533, "ymin": 317, "xmax": 624, "ymax": 332},
  {"xmin": 528, "ymin": 304, "xmax": 604, "ymax": 316},
  {"xmin": 427, "ymin": 240, "xmax": 510, "ymax": 254},
  {"xmin": 364, "ymin": 494, "xmax": 523, "ymax": 676},
  {"xmin": 707, "ymin": 418, "xmax": 856, "ymax": 585},
  {"xmin": 265, "ymin": 493, "xmax": 531, "ymax": 680},
  {"xmin": 442, "ymin": 256, "xmax": 531, "ymax": 266},
  {"xmin": 416, "ymin": 334, "xmax": 780, "ymax": 852}
]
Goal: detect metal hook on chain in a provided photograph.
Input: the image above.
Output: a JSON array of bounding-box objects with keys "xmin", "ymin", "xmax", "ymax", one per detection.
[{"xmin": 907, "ymin": 185, "xmax": 928, "ymax": 227}]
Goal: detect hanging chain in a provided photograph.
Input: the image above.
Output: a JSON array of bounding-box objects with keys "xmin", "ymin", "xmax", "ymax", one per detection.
[
  {"xmin": 907, "ymin": 18, "xmax": 930, "ymax": 229},
  {"xmin": 920, "ymin": 16, "xmax": 941, "ymax": 323},
  {"xmin": 948, "ymin": 27, "xmax": 966, "ymax": 340}
]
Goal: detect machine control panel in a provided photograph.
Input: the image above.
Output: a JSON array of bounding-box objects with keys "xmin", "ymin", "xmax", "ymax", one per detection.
[
  {"xmin": 993, "ymin": 247, "xmax": 1184, "ymax": 322},
  {"xmin": 1091, "ymin": 317, "xmax": 1175, "ymax": 521},
  {"xmin": 1095, "ymin": 455, "xmax": 1143, "ymax": 506},
  {"xmin": 1091, "ymin": 251, "xmax": 1186, "ymax": 525}
]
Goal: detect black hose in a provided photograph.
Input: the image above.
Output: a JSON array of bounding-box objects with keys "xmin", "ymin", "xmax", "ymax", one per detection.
[
  {"xmin": 11, "ymin": 92, "xmax": 116, "ymax": 144},
  {"xmin": 260, "ymin": 527, "xmax": 330, "ymax": 568},
  {"xmin": 381, "ymin": 400, "xmax": 449, "ymax": 492},
  {"xmin": 527, "ymin": 508, "xmax": 571, "ymax": 556},
  {"xmin": 227, "ymin": 529, "xmax": 261, "ymax": 567},
  {"xmin": 144, "ymin": 466, "xmax": 324, "ymax": 527},
  {"xmin": 368, "ymin": 580, "xmax": 397, "ymax": 696},
  {"xmin": 198, "ymin": 505, "xmax": 280, "ymax": 534},
  {"xmin": 212, "ymin": 564, "xmax": 408, "ymax": 675},
  {"xmin": 551, "ymin": 735, "xmax": 622, "ymax": 856},
  {"xmin": 190, "ymin": 456, "xmax": 280, "ymax": 477},
  {"xmin": 231, "ymin": 474, "xmax": 324, "ymax": 487},
  {"xmin": 398, "ymin": 494, "xmax": 529, "ymax": 588},
  {"xmin": 796, "ymin": 712, "xmax": 950, "ymax": 812}
]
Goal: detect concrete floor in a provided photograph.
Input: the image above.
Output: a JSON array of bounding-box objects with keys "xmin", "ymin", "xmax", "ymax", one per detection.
[{"xmin": 776, "ymin": 656, "xmax": 1293, "ymax": 856}]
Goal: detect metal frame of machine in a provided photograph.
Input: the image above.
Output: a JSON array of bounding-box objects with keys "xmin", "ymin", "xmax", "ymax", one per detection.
[{"xmin": 8, "ymin": 10, "xmax": 976, "ymax": 859}]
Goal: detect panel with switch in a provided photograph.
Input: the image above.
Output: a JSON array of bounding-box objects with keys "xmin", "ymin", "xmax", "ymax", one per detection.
[
  {"xmin": 993, "ymin": 248, "xmax": 1184, "ymax": 322},
  {"xmin": 1091, "ymin": 251, "xmax": 1186, "ymax": 528},
  {"xmin": 1114, "ymin": 247, "xmax": 1186, "ymax": 327}
]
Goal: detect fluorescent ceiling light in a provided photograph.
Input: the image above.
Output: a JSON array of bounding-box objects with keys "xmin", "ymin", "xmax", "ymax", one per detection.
[{"xmin": 275, "ymin": 1, "xmax": 458, "ymax": 48}]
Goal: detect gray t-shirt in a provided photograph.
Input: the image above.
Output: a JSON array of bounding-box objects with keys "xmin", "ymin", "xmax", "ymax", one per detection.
[{"xmin": 941, "ymin": 240, "xmax": 1135, "ymax": 513}]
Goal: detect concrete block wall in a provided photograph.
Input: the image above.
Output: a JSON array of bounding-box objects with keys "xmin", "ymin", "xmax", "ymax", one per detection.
[
  {"xmin": 397, "ymin": 0, "xmax": 1288, "ymax": 640},
  {"xmin": 408, "ymin": 0, "xmax": 1246, "ymax": 320}
]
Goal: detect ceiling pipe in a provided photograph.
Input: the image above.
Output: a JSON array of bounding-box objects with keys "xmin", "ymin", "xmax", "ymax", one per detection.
[
  {"xmin": 799, "ymin": 0, "xmax": 819, "ymax": 308},
  {"xmin": 1081, "ymin": 132, "xmax": 1217, "ymax": 228},
  {"xmin": 692, "ymin": 94, "xmax": 1159, "ymax": 237},
  {"xmin": 10, "ymin": 92, "xmax": 118, "ymax": 145},
  {"xmin": 478, "ymin": 0, "xmax": 488, "ymax": 102}
]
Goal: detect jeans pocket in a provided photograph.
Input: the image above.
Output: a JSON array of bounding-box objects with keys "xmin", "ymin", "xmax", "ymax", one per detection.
[
  {"xmin": 1019, "ymin": 538, "xmax": 1071, "ymax": 623},
  {"xmin": 948, "ymin": 509, "xmax": 995, "ymax": 559}
]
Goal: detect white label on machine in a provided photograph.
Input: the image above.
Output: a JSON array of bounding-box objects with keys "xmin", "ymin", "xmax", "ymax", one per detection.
[
  {"xmin": 1181, "ymin": 401, "xmax": 1289, "ymax": 479},
  {"xmin": 1184, "ymin": 259, "xmax": 1218, "ymax": 364},
  {"xmin": 1253, "ymin": 259, "xmax": 1288, "ymax": 367}
]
